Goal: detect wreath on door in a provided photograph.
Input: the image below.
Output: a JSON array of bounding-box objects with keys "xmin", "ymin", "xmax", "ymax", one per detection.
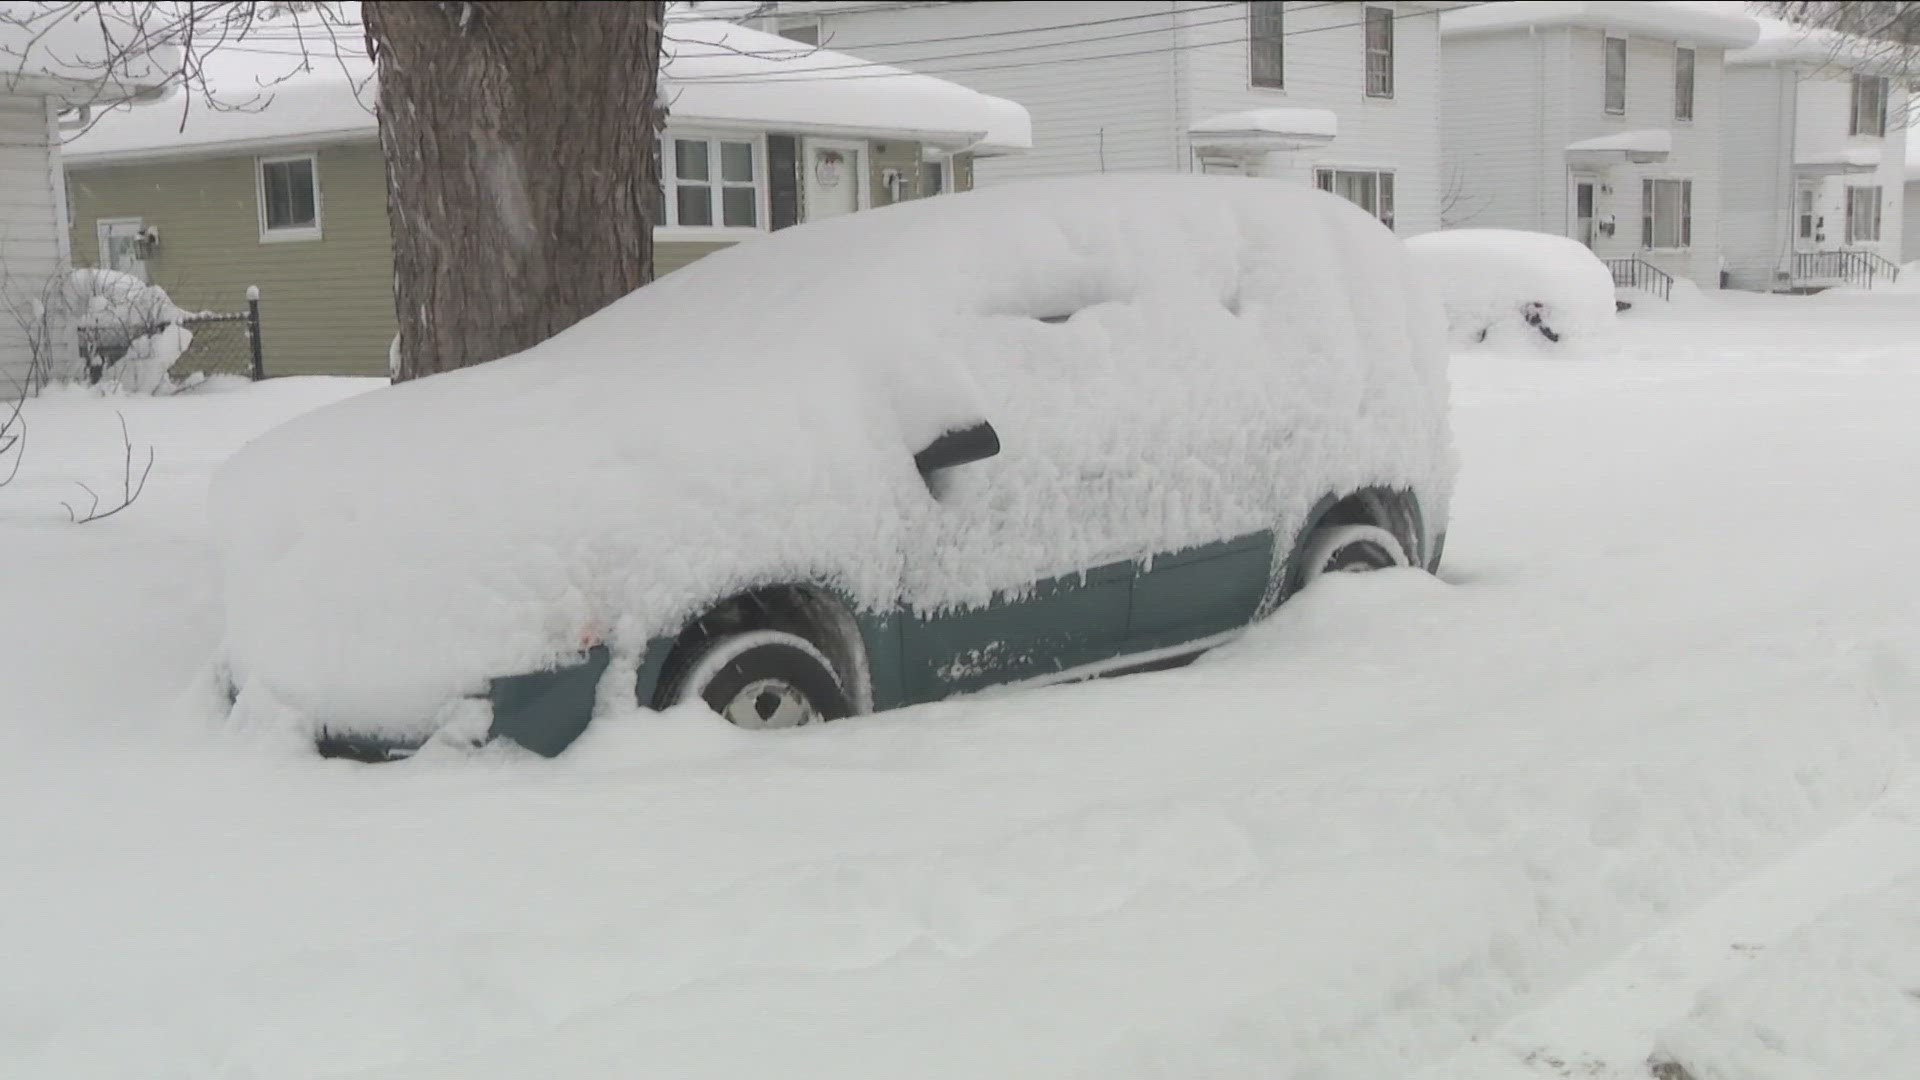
[{"xmin": 814, "ymin": 149, "xmax": 846, "ymax": 188}]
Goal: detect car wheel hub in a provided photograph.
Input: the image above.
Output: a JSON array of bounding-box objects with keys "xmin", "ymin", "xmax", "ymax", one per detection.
[{"xmin": 723, "ymin": 678, "xmax": 818, "ymax": 729}]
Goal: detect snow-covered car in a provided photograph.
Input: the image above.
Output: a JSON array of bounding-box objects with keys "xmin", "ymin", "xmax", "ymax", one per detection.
[
  {"xmin": 1405, "ymin": 228, "xmax": 1618, "ymax": 350},
  {"xmin": 211, "ymin": 175, "xmax": 1456, "ymax": 760}
]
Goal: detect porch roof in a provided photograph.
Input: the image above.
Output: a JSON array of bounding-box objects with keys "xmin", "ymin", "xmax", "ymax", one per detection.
[
  {"xmin": 1188, "ymin": 108, "xmax": 1338, "ymax": 159},
  {"xmin": 1566, "ymin": 129, "xmax": 1672, "ymax": 165},
  {"xmin": 1796, "ymin": 147, "xmax": 1881, "ymax": 175}
]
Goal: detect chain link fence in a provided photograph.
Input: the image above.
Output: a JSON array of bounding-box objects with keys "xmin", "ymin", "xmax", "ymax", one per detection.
[{"xmin": 79, "ymin": 288, "xmax": 265, "ymax": 386}]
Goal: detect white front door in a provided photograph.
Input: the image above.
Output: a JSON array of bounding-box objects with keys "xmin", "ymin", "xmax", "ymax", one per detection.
[
  {"xmin": 1571, "ymin": 175, "xmax": 1598, "ymax": 248},
  {"xmin": 96, "ymin": 218, "xmax": 147, "ymax": 282},
  {"xmin": 1795, "ymin": 180, "xmax": 1822, "ymax": 252},
  {"xmin": 803, "ymin": 139, "xmax": 864, "ymax": 222}
]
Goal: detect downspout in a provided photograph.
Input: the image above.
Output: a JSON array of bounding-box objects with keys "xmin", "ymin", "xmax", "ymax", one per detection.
[
  {"xmin": 1533, "ymin": 26, "xmax": 1546, "ymax": 230},
  {"xmin": 1171, "ymin": 1, "xmax": 1185, "ymax": 173}
]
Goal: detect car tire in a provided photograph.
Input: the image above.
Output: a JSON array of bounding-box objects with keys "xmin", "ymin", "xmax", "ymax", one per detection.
[
  {"xmin": 1300, "ymin": 523, "xmax": 1409, "ymax": 586},
  {"xmin": 663, "ymin": 630, "xmax": 853, "ymax": 730}
]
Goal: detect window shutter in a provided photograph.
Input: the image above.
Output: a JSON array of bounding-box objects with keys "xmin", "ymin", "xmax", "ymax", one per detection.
[
  {"xmin": 1315, "ymin": 168, "xmax": 1334, "ymax": 193},
  {"xmin": 1681, "ymin": 180, "xmax": 1692, "ymax": 248},
  {"xmin": 768, "ymin": 135, "xmax": 801, "ymax": 231},
  {"xmin": 1642, "ymin": 178, "xmax": 1654, "ymax": 248}
]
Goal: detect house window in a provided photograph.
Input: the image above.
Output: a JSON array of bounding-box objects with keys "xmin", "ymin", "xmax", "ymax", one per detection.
[
  {"xmin": 778, "ymin": 21, "xmax": 819, "ymax": 46},
  {"xmin": 1250, "ymin": 0, "xmax": 1284, "ymax": 89},
  {"xmin": 1847, "ymin": 184, "xmax": 1883, "ymax": 242},
  {"xmin": 1798, "ymin": 188, "xmax": 1815, "ymax": 240},
  {"xmin": 1850, "ymin": 74, "xmax": 1888, "ymax": 136},
  {"xmin": 1604, "ymin": 36, "xmax": 1628, "ymax": 114},
  {"xmin": 1674, "ymin": 47, "xmax": 1695, "ymax": 121},
  {"xmin": 667, "ymin": 136, "xmax": 761, "ymax": 229},
  {"xmin": 1315, "ymin": 168, "xmax": 1395, "ymax": 231},
  {"xmin": 256, "ymin": 154, "xmax": 320, "ymax": 241},
  {"xmin": 1641, "ymin": 178, "xmax": 1691, "ymax": 249},
  {"xmin": 1365, "ymin": 6, "xmax": 1394, "ymax": 98}
]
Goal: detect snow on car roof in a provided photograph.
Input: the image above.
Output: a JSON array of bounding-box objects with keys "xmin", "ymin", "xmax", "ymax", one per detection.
[
  {"xmin": 66, "ymin": 19, "xmax": 1029, "ymax": 163},
  {"xmin": 1442, "ymin": 2, "xmax": 1760, "ymax": 48},
  {"xmin": 211, "ymin": 175, "xmax": 1454, "ymax": 741}
]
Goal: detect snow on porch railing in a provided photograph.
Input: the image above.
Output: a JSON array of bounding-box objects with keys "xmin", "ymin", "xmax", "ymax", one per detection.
[
  {"xmin": 1793, "ymin": 250, "xmax": 1902, "ymax": 289},
  {"xmin": 1603, "ymin": 256, "xmax": 1674, "ymax": 301}
]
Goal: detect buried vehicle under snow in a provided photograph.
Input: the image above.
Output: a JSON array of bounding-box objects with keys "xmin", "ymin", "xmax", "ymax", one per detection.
[{"xmin": 211, "ymin": 175, "xmax": 1456, "ymax": 760}]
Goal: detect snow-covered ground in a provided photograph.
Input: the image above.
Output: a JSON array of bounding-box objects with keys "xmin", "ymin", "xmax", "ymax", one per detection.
[{"xmin": 2, "ymin": 290, "xmax": 1917, "ymax": 1079}]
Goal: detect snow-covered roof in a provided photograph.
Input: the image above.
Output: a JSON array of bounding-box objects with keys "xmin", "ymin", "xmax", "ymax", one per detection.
[
  {"xmin": 1442, "ymin": 2, "xmax": 1760, "ymax": 48},
  {"xmin": 1727, "ymin": 14, "xmax": 1919, "ymax": 75},
  {"xmin": 66, "ymin": 19, "xmax": 1030, "ymax": 165},
  {"xmin": 1189, "ymin": 108, "xmax": 1337, "ymax": 156},
  {"xmin": 0, "ymin": 7, "xmax": 177, "ymax": 105},
  {"xmin": 1566, "ymin": 129, "xmax": 1673, "ymax": 163},
  {"xmin": 1796, "ymin": 146, "xmax": 1881, "ymax": 174}
]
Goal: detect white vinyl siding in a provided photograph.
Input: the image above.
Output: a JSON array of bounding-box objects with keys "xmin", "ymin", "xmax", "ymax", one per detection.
[
  {"xmin": 1716, "ymin": 64, "xmax": 1795, "ymax": 289},
  {"xmin": 0, "ymin": 94, "xmax": 77, "ymax": 385},
  {"xmin": 778, "ymin": 2, "xmax": 1181, "ymax": 185}
]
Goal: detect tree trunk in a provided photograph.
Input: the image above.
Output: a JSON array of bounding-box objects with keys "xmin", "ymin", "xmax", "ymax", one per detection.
[{"xmin": 363, "ymin": 1, "xmax": 665, "ymax": 382}]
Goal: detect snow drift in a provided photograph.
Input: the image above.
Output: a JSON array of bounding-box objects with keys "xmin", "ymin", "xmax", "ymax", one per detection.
[
  {"xmin": 1405, "ymin": 229, "xmax": 1618, "ymax": 352},
  {"xmin": 210, "ymin": 176, "xmax": 1454, "ymax": 743}
]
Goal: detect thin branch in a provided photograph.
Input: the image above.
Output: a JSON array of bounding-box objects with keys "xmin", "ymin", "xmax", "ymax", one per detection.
[{"xmin": 62, "ymin": 411, "xmax": 154, "ymax": 524}]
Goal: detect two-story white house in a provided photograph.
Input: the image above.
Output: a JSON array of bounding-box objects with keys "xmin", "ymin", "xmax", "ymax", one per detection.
[
  {"xmin": 1440, "ymin": 1, "xmax": 1759, "ymax": 292},
  {"xmin": 727, "ymin": 2, "xmax": 1450, "ymax": 235},
  {"xmin": 1720, "ymin": 17, "xmax": 1909, "ymax": 291}
]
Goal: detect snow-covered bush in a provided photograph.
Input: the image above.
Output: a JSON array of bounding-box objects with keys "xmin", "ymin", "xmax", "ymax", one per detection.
[
  {"xmin": 212, "ymin": 175, "xmax": 1455, "ymax": 744},
  {"xmin": 65, "ymin": 269, "xmax": 196, "ymax": 394},
  {"xmin": 1405, "ymin": 229, "xmax": 1618, "ymax": 352}
]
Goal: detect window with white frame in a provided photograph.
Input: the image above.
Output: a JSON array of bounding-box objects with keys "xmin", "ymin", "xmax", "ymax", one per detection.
[
  {"xmin": 256, "ymin": 154, "xmax": 320, "ymax": 240},
  {"xmin": 1674, "ymin": 47, "xmax": 1695, "ymax": 121},
  {"xmin": 1641, "ymin": 178, "xmax": 1691, "ymax": 249},
  {"xmin": 1365, "ymin": 6, "xmax": 1394, "ymax": 98},
  {"xmin": 664, "ymin": 136, "xmax": 761, "ymax": 229},
  {"xmin": 1798, "ymin": 188, "xmax": 1815, "ymax": 240},
  {"xmin": 1250, "ymin": 0, "xmax": 1284, "ymax": 89},
  {"xmin": 1315, "ymin": 168, "xmax": 1395, "ymax": 230},
  {"xmin": 1850, "ymin": 74, "xmax": 1888, "ymax": 137},
  {"xmin": 1604, "ymin": 36, "xmax": 1628, "ymax": 114},
  {"xmin": 1847, "ymin": 184, "xmax": 1883, "ymax": 242}
]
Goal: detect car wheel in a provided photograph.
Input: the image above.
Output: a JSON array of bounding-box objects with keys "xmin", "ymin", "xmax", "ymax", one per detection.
[
  {"xmin": 665, "ymin": 630, "xmax": 852, "ymax": 730},
  {"xmin": 1300, "ymin": 523, "xmax": 1409, "ymax": 585}
]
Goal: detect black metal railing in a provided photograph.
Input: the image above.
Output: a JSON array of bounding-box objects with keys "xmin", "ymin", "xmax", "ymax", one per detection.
[
  {"xmin": 79, "ymin": 287, "xmax": 265, "ymax": 385},
  {"xmin": 1793, "ymin": 249, "xmax": 1903, "ymax": 289},
  {"xmin": 1604, "ymin": 256, "xmax": 1674, "ymax": 301}
]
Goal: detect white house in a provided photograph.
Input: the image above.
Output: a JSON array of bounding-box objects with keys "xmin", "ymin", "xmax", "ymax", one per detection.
[
  {"xmin": 1906, "ymin": 143, "xmax": 1920, "ymax": 263},
  {"xmin": 1440, "ymin": 1, "xmax": 1759, "ymax": 291},
  {"xmin": 1720, "ymin": 17, "xmax": 1909, "ymax": 291},
  {"xmin": 0, "ymin": 17, "xmax": 172, "ymax": 385},
  {"xmin": 727, "ymin": 1, "xmax": 1452, "ymax": 235}
]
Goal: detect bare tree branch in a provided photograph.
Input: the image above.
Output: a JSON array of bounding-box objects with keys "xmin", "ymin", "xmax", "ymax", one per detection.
[{"xmin": 61, "ymin": 411, "xmax": 153, "ymax": 524}]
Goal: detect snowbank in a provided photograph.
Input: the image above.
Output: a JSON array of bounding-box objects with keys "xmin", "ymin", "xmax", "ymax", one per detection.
[
  {"xmin": 1654, "ymin": 871, "xmax": 1920, "ymax": 1080},
  {"xmin": 211, "ymin": 175, "xmax": 1453, "ymax": 743},
  {"xmin": 1405, "ymin": 229, "xmax": 1618, "ymax": 352},
  {"xmin": 65, "ymin": 269, "xmax": 197, "ymax": 393}
]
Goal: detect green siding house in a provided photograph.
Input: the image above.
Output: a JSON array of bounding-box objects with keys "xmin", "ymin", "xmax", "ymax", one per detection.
[{"xmin": 64, "ymin": 18, "xmax": 1029, "ymax": 378}]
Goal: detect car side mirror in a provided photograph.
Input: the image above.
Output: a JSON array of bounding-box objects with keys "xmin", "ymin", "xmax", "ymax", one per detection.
[{"xmin": 914, "ymin": 421, "xmax": 1000, "ymax": 479}]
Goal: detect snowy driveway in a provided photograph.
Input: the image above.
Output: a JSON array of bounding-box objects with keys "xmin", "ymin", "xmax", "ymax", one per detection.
[{"xmin": 3, "ymin": 293, "xmax": 1917, "ymax": 1079}]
